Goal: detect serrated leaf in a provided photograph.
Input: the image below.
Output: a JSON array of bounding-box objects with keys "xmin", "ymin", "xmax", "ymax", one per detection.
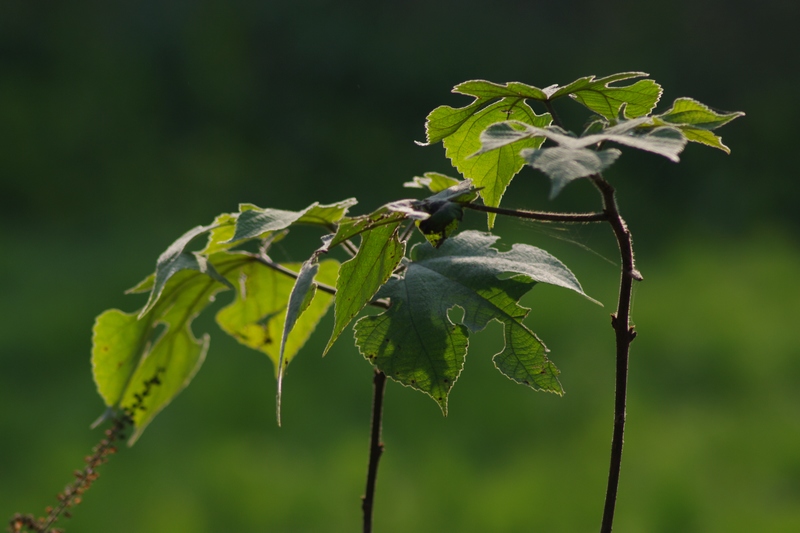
[
  {"xmin": 92, "ymin": 253, "xmax": 252, "ymax": 444},
  {"xmin": 324, "ymin": 222, "xmax": 405, "ymax": 355},
  {"xmin": 276, "ymin": 256, "xmax": 321, "ymax": 425},
  {"xmin": 657, "ymin": 97, "xmax": 744, "ymax": 130},
  {"xmin": 404, "ymin": 172, "xmax": 461, "ymax": 193},
  {"xmin": 443, "ymin": 99, "xmax": 551, "ymax": 227},
  {"xmin": 522, "ymin": 146, "xmax": 622, "ymax": 198},
  {"xmin": 676, "ymin": 126, "xmax": 732, "ymax": 154},
  {"xmin": 354, "ymin": 231, "xmax": 596, "ymax": 413},
  {"xmin": 454, "ymin": 79, "xmax": 548, "ymax": 101},
  {"xmin": 545, "ymin": 72, "xmax": 662, "ymax": 119},
  {"xmin": 216, "ymin": 259, "xmax": 338, "ymax": 376},
  {"xmin": 654, "ymin": 98, "xmax": 744, "ymax": 154}
]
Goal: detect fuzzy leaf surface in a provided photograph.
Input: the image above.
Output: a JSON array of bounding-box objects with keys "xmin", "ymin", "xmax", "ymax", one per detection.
[
  {"xmin": 92, "ymin": 253, "xmax": 252, "ymax": 444},
  {"xmin": 325, "ymin": 222, "xmax": 405, "ymax": 354},
  {"xmin": 354, "ymin": 231, "xmax": 594, "ymax": 413}
]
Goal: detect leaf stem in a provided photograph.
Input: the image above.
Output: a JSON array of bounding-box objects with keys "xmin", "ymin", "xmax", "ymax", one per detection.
[
  {"xmin": 591, "ymin": 174, "xmax": 640, "ymax": 533},
  {"xmin": 362, "ymin": 369, "xmax": 387, "ymax": 533},
  {"xmin": 463, "ymin": 202, "xmax": 608, "ymax": 223}
]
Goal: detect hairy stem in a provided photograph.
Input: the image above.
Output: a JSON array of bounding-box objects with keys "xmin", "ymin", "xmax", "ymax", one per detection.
[
  {"xmin": 463, "ymin": 202, "xmax": 607, "ymax": 223},
  {"xmin": 591, "ymin": 175, "xmax": 640, "ymax": 533},
  {"xmin": 362, "ymin": 369, "xmax": 387, "ymax": 533}
]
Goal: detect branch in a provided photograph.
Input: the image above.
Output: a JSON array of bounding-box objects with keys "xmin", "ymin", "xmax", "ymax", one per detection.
[
  {"xmin": 362, "ymin": 369, "xmax": 387, "ymax": 533},
  {"xmin": 591, "ymin": 175, "xmax": 641, "ymax": 533},
  {"xmin": 463, "ymin": 202, "xmax": 608, "ymax": 223}
]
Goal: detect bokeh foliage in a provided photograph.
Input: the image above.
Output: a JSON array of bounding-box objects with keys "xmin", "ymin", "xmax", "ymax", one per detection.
[{"xmin": 1, "ymin": 0, "xmax": 798, "ymax": 531}]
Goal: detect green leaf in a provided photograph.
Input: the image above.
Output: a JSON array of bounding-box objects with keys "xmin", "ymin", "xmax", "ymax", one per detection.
[
  {"xmin": 454, "ymin": 79, "xmax": 548, "ymax": 101},
  {"xmin": 139, "ymin": 225, "xmax": 234, "ymax": 317},
  {"xmin": 354, "ymin": 231, "xmax": 596, "ymax": 413},
  {"xmin": 403, "ymin": 172, "xmax": 461, "ymax": 193},
  {"xmin": 276, "ymin": 256, "xmax": 321, "ymax": 425},
  {"xmin": 547, "ymin": 72, "xmax": 662, "ymax": 119},
  {"xmin": 657, "ymin": 97, "xmax": 744, "ymax": 130},
  {"xmin": 92, "ymin": 253, "xmax": 252, "ymax": 444},
  {"xmin": 324, "ymin": 221, "xmax": 405, "ymax": 355},
  {"xmin": 655, "ymin": 98, "xmax": 744, "ymax": 154},
  {"xmin": 216, "ymin": 258, "xmax": 338, "ymax": 376},
  {"xmin": 443, "ymin": 99, "xmax": 551, "ymax": 227}
]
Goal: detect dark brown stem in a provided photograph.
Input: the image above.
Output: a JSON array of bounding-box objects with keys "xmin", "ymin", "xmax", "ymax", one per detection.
[
  {"xmin": 463, "ymin": 202, "xmax": 608, "ymax": 223},
  {"xmin": 362, "ymin": 370, "xmax": 387, "ymax": 533},
  {"xmin": 591, "ymin": 175, "xmax": 640, "ymax": 533}
]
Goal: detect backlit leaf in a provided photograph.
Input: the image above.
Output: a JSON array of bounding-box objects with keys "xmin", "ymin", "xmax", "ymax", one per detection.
[{"xmin": 354, "ymin": 231, "xmax": 596, "ymax": 413}]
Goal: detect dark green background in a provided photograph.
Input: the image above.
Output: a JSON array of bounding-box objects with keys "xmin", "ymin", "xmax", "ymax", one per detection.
[{"xmin": 2, "ymin": 1, "xmax": 798, "ymax": 531}]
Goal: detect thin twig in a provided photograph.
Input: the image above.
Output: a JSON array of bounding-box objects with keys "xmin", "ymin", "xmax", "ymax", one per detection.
[
  {"xmin": 362, "ymin": 369, "xmax": 387, "ymax": 533},
  {"xmin": 591, "ymin": 175, "xmax": 640, "ymax": 533},
  {"xmin": 463, "ymin": 202, "xmax": 608, "ymax": 223}
]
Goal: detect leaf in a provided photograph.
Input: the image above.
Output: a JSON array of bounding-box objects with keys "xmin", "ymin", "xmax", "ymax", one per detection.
[
  {"xmin": 478, "ymin": 120, "xmax": 687, "ymax": 196},
  {"xmin": 354, "ymin": 231, "xmax": 596, "ymax": 413},
  {"xmin": 403, "ymin": 172, "xmax": 461, "ymax": 193},
  {"xmin": 276, "ymin": 256, "xmax": 321, "ymax": 425},
  {"xmin": 230, "ymin": 199, "xmax": 357, "ymax": 242},
  {"xmin": 546, "ymin": 72, "xmax": 662, "ymax": 119},
  {"xmin": 216, "ymin": 258, "xmax": 338, "ymax": 376},
  {"xmin": 443, "ymin": 100, "xmax": 551, "ymax": 227},
  {"xmin": 139, "ymin": 225, "xmax": 234, "ymax": 317},
  {"xmin": 522, "ymin": 146, "xmax": 622, "ymax": 199},
  {"xmin": 324, "ymin": 222, "xmax": 405, "ymax": 354},
  {"xmin": 657, "ymin": 97, "xmax": 744, "ymax": 130},
  {"xmin": 454, "ymin": 79, "xmax": 548, "ymax": 101},
  {"xmin": 655, "ymin": 98, "xmax": 744, "ymax": 154},
  {"xmin": 92, "ymin": 253, "xmax": 252, "ymax": 444}
]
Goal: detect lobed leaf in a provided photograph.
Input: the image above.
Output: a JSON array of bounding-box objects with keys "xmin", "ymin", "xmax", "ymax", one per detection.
[
  {"xmin": 443, "ymin": 100, "xmax": 551, "ymax": 227},
  {"xmin": 354, "ymin": 231, "xmax": 596, "ymax": 413},
  {"xmin": 546, "ymin": 72, "xmax": 662, "ymax": 119},
  {"xmin": 92, "ymin": 253, "xmax": 252, "ymax": 444}
]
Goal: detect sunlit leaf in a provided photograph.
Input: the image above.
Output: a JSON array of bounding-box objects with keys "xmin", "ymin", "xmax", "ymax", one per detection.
[
  {"xmin": 92, "ymin": 253, "xmax": 252, "ymax": 444},
  {"xmin": 324, "ymin": 222, "xmax": 405, "ymax": 354}
]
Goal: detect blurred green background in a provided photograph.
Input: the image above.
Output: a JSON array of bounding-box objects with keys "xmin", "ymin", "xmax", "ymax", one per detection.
[{"xmin": 2, "ymin": 1, "xmax": 798, "ymax": 531}]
